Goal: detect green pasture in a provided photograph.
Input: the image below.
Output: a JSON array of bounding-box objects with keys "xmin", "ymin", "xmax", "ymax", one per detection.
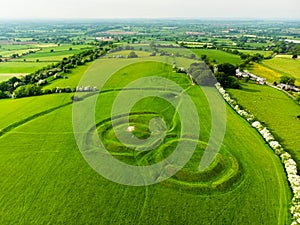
[
  {"xmin": 0, "ymin": 57, "xmax": 291, "ymax": 224},
  {"xmin": 20, "ymin": 45, "xmax": 93, "ymax": 62},
  {"xmin": 192, "ymin": 49, "xmax": 242, "ymax": 65},
  {"xmin": 108, "ymin": 50, "xmax": 151, "ymax": 58},
  {"xmin": 0, "ymin": 62, "xmax": 51, "ymax": 73},
  {"xmin": 43, "ymin": 63, "xmax": 92, "ymax": 90},
  {"xmin": 228, "ymin": 82, "xmax": 300, "ymax": 165},
  {"xmin": 247, "ymin": 57, "xmax": 300, "ymax": 86},
  {"xmin": 245, "ymin": 62, "xmax": 283, "ymax": 83},
  {"xmin": 44, "ymin": 51, "xmax": 198, "ymax": 89},
  {"xmin": 237, "ymin": 49, "xmax": 273, "ymax": 57},
  {"xmin": 262, "ymin": 57, "xmax": 300, "ymax": 83}
]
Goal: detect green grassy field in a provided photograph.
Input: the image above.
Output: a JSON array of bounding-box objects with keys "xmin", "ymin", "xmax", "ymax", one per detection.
[
  {"xmin": 275, "ymin": 55, "xmax": 300, "ymax": 60},
  {"xmin": 43, "ymin": 51, "xmax": 199, "ymax": 89},
  {"xmin": 247, "ymin": 58, "xmax": 300, "ymax": 86},
  {"xmin": 237, "ymin": 49, "xmax": 273, "ymax": 57},
  {"xmin": 0, "ymin": 62, "xmax": 52, "ymax": 73},
  {"xmin": 43, "ymin": 63, "xmax": 92, "ymax": 90},
  {"xmin": 228, "ymin": 82, "xmax": 300, "ymax": 166},
  {"xmin": 0, "ymin": 44, "xmax": 94, "ymax": 74},
  {"xmin": 108, "ymin": 50, "xmax": 151, "ymax": 58},
  {"xmin": 0, "ymin": 55, "xmax": 291, "ymax": 224},
  {"xmin": 156, "ymin": 48, "xmax": 242, "ymax": 65},
  {"xmin": 159, "ymin": 47, "xmax": 194, "ymax": 56},
  {"xmin": 0, "ymin": 94, "xmax": 73, "ymax": 130},
  {"xmin": 192, "ymin": 49, "xmax": 242, "ymax": 65},
  {"xmin": 0, "ymin": 43, "xmax": 56, "ymax": 58},
  {"xmin": 0, "ymin": 48, "xmax": 40, "ymax": 58},
  {"xmin": 20, "ymin": 45, "xmax": 93, "ymax": 62},
  {"xmin": 261, "ymin": 57, "xmax": 300, "ymax": 83},
  {"xmin": 245, "ymin": 62, "xmax": 284, "ymax": 83},
  {"xmin": 0, "ymin": 73, "xmax": 26, "ymax": 82},
  {"xmin": 0, "ymin": 75, "xmax": 11, "ymax": 82}
]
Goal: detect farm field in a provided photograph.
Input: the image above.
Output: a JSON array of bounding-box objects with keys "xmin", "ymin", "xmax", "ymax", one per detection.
[
  {"xmin": 0, "ymin": 44, "xmax": 39, "ymax": 57},
  {"xmin": 158, "ymin": 47, "xmax": 194, "ymax": 56},
  {"xmin": 276, "ymin": 55, "xmax": 300, "ymax": 60},
  {"xmin": 0, "ymin": 44, "xmax": 94, "ymax": 74},
  {"xmin": 19, "ymin": 44, "xmax": 93, "ymax": 62},
  {"xmin": 157, "ymin": 48, "xmax": 242, "ymax": 65},
  {"xmin": 227, "ymin": 82, "xmax": 300, "ymax": 165},
  {"xmin": 0, "ymin": 93, "xmax": 73, "ymax": 130},
  {"xmin": 0, "ymin": 55, "xmax": 291, "ymax": 224},
  {"xmin": 44, "ymin": 51, "xmax": 200, "ymax": 90},
  {"xmin": 237, "ymin": 49, "xmax": 273, "ymax": 57},
  {"xmin": 179, "ymin": 41, "xmax": 214, "ymax": 48},
  {"xmin": 0, "ymin": 43, "xmax": 58, "ymax": 58},
  {"xmin": 0, "ymin": 75, "xmax": 11, "ymax": 82},
  {"xmin": 0, "ymin": 73, "xmax": 24, "ymax": 82},
  {"xmin": 0, "ymin": 62, "xmax": 52, "ymax": 73},
  {"xmin": 43, "ymin": 63, "xmax": 92, "ymax": 90},
  {"xmin": 108, "ymin": 50, "xmax": 151, "ymax": 58},
  {"xmin": 261, "ymin": 57, "xmax": 300, "ymax": 83},
  {"xmin": 0, "ymin": 48, "xmax": 40, "ymax": 58},
  {"xmin": 192, "ymin": 49, "xmax": 242, "ymax": 65},
  {"xmin": 245, "ymin": 62, "xmax": 285, "ymax": 84}
]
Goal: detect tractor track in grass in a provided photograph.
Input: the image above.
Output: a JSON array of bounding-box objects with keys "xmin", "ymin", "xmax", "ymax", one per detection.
[
  {"xmin": 136, "ymin": 186, "xmax": 149, "ymax": 225},
  {"xmin": 18, "ymin": 153, "xmax": 61, "ymax": 224}
]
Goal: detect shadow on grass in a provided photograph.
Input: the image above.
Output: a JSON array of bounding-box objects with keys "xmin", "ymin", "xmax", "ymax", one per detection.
[{"xmin": 239, "ymin": 87, "xmax": 261, "ymax": 93}]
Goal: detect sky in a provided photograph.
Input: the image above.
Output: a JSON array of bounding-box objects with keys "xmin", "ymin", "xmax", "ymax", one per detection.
[{"xmin": 0, "ymin": 0, "xmax": 299, "ymax": 20}]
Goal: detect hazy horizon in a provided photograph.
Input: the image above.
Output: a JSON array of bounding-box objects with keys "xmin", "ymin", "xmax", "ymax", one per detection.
[{"xmin": 0, "ymin": 0, "xmax": 299, "ymax": 20}]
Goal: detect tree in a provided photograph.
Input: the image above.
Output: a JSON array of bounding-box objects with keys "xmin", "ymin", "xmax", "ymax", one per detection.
[
  {"xmin": 288, "ymin": 77, "xmax": 296, "ymax": 86},
  {"xmin": 217, "ymin": 63, "xmax": 236, "ymax": 76},
  {"xmin": 296, "ymin": 95, "xmax": 300, "ymax": 104},
  {"xmin": 250, "ymin": 53, "xmax": 264, "ymax": 62},
  {"xmin": 280, "ymin": 75, "xmax": 296, "ymax": 86},
  {"xmin": 13, "ymin": 84, "xmax": 42, "ymax": 98},
  {"xmin": 0, "ymin": 90, "xmax": 8, "ymax": 99},
  {"xmin": 215, "ymin": 72, "xmax": 240, "ymax": 89},
  {"xmin": 201, "ymin": 54, "xmax": 207, "ymax": 60},
  {"xmin": 128, "ymin": 51, "xmax": 138, "ymax": 58},
  {"xmin": 214, "ymin": 63, "xmax": 240, "ymax": 89},
  {"xmin": 240, "ymin": 53, "xmax": 249, "ymax": 60},
  {"xmin": 12, "ymin": 53, "xmax": 19, "ymax": 58},
  {"xmin": 190, "ymin": 54, "xmax": 196, "ymax": 59}
]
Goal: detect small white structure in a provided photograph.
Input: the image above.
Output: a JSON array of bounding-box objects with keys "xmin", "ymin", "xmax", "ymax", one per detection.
[{"xmin": 127, "ymin": 126, "xmax": 135, "ymax": 132}]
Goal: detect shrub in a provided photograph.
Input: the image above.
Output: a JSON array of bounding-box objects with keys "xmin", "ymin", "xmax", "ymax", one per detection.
[
  {"xmin": 127, "ymin": 51, "xmax": 138, "ymax": 58},
  {"xmin": 13, "ymin": 84, "xmax": 42, "ymax": 98}
]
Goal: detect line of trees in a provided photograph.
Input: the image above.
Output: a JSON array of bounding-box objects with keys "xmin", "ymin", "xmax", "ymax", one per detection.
[{"xmin": 0, "ymin": 47, "xmax": 109, "ymax": 99}]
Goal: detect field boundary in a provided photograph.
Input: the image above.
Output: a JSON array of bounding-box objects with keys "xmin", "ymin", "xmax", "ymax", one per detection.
[{"xmin": 216, "ymin": 83, "xmax": 297, "ymax": 224}]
